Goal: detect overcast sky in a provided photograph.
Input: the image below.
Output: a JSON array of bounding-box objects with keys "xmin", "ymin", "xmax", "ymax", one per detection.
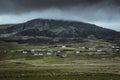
[{"xmin": 0, "ymin": 0, "xmax": 120, "ymax": 31}]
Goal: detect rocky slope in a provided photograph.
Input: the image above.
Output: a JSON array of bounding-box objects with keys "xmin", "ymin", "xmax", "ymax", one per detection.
[{"xmin": 0, "ymin": 19, "xmax": 120, "ymax": 44}]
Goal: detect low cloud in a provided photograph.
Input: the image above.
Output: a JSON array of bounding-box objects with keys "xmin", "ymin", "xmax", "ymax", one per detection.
[{"xmin": 0, "ymin": 0, "xmax": 120, "ymax": 31}]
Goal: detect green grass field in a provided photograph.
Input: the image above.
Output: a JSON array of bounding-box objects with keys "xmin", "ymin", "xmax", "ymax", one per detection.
[
  {"xmin": 0, "ymin": 41, "xmax": 120, "ymax": 80},
  {"xmin": 0, "ymin": 59, "xmax": 120, "ymax": 80}
]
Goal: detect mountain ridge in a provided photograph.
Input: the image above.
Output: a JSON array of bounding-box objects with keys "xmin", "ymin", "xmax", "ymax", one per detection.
[{"xmin": 0, "ymin": 18, "xmax": 120, "ymax": 44}]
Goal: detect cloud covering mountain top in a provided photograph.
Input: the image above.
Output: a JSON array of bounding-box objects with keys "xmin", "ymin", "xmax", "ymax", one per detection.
[{"xmin": 0, "ymin": 0, "xmax": 120, "ymax": 31}]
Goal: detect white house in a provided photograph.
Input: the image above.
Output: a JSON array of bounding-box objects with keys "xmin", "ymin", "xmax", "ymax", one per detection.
[
  {"xmin": 47, "ymin": 52, "xmax": 52, "ymax": 55},
  {"xmin": 116, "ymin": 49, "xmax": 119, "ymax": 51},
  {"xmin": 76, "ymin": 51, "xmax": 80, "ymax": 54},
  {"xmin": 38, "ymin": 53, "xmax": 43, "ymax": 56},
  {"xmin": 88, "ymin": 47, "xmax": 96, "ymax": 51},
  {"xmin": 22, "ymin": 51, "xmax": 28, "ymax": 54},
  {"xmin": 97, "ymin": 49, "xmax": 103, "ymax": 52},
  {"xmin": 111, "ymin": 45, "xmax": 120, "ymax": 49},
  {"xmin": 34, "ymin": 54, "xmax": 38, "ymax": 56},
  {"xmin": 82, "ymin": 47, "xmax": 85, "ymax": 49},
  {"xmin": 62, "ymin": 46, "xmax": 66, "ymax": 48},
  {"xmin": 31, "ymin": 49, "xmax": 35, "ymax": 52},
  {"xmin": 57, "ymin": 51, "xmax": 61, "ymax": 53},
  {"xmin": 62, "ymin": 54, "xmax": 67, "ymax": 58}
]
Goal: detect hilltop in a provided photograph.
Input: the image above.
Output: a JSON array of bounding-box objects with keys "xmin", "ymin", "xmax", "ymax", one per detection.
[{"xmin": 0, "ymin": 18, "xmax": 120, "ymax": 44}]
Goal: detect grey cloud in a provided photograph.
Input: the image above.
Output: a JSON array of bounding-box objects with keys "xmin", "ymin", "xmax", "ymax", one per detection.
[
  {"xmin": 0, "ymin": 0, "xmax": 120, "ymax": 31},
  {"xmin": 0, "ymin": 0, "xmax": 120, "ymax": 14}
]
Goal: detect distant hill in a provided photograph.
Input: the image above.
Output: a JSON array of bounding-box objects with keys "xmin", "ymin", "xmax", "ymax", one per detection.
[{"xmin": 0, "ymin": 19, "xmax": 120, "ymax": 44}]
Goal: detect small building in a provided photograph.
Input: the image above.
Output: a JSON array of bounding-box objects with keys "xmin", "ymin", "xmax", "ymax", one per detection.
[
  {"xmin": 82, "ymin": 47, "xmax": 86, "ymax": 49},
  {"xmin": 75, "ymin": 51, "xmax": 80, "ymax": 54},
  {"xmin": 34, "ymin": 53, "xmax": 43, "ymax": 56},
  {"xmin": 22, "ymin": 50, "xmax": 28, "ymax": 54},
  {"xmin": 116, "ymin": 49, "xmax": 120, "ymax": 51},
  {"xmin": 31, "ymin": 49, "xmax": 35, "ymax": 52},
  {"xmin": 111, "ymin": 45, "xmax": 120, "ymax": 49},
  {"xmin": 88, "ymin": 47, "xmax": 96, "ymax": 51},
  {"xmin": 62, "ymin": 54, "xmax": 67, "ymax": 58},
  {"xmin": 34, "ymin": 54, "xmax": 38, "ymax": 56},
  {"xmin": 62, "ymin": 46, "xmax": 66, "ymax": 48},
  {"xmin": 47, "ymin": 52, "xmax": 52, "ymax": 55},
  {"xmin": 38, "ymin": 53, "xmax": 43, "ymax": 56},
  {"xmin": 48, "ymin": 50, "xmax": 53, "ymax": 52},
  {"xmin": 97, "ymin": 49, "xmax": 103, "ymax": 52},
  {"xmin": 57, "ymin": 51, "xmax": 61, "ymax": 53},
  {"xmin": 110, "ymin": 45, "xmax": 120, "ymax": 52}
]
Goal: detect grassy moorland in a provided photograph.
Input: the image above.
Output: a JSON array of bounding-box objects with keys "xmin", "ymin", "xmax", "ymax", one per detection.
[{"xmin": 0, "ymin": 41, "xmax": 120, "ymax": 80}]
